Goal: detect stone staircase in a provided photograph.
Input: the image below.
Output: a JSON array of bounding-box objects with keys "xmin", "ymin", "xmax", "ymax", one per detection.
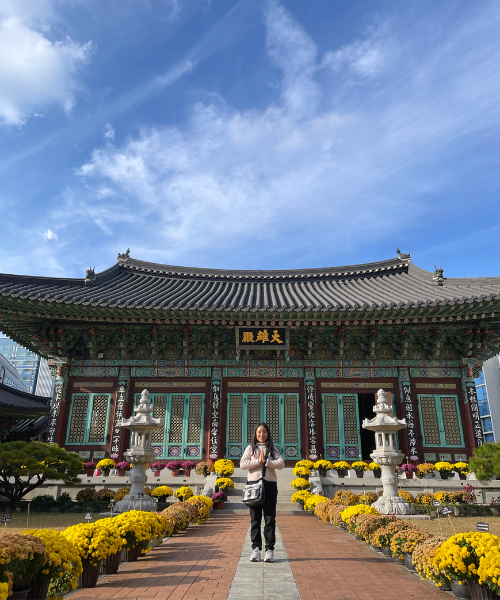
[{"xmin": 221, "ymin": 468, "xmax": 304, "ymax": 514}]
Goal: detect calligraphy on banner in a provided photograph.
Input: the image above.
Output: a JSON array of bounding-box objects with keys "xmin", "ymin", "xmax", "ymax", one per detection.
[
  {"xmin": 209, "ymin": 380, "xmax": 221, "ymax": 460},
  {"xmin": 466, "ymin": 382, "xmax": 484, "ymax": 447},
  {"xmin": 110, "ymin": 383, "xmax": 127, "ymax": 459},
  {"xmin": 46, "ymin": 382, "xmax": 64, "ymax": 444},
  {"xmin": 305, "ymin": 380, "xmax": 318, "ymax": 460},
  {"xmin": 236, "ymin": 327, "xmax": 288, "ymax": 349},
  {"xmin": 401, "ymin": 382, "xmax": 419, "ymax": 461}
]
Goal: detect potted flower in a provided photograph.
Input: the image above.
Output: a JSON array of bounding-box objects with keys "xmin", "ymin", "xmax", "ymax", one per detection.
[
  {"xmin": 290, "ymin": 490, "xmax": 312, "ymax": 510},
  {"xmin": 84, "ymin": 462, "xmax": 96, "ymax": 477},
  {"xmin": 453, "ymin": 462, "xmax": 469, "ymax": 480},
  {"xmin": 369, "ymin": 462, "xmax": 382, "ymax": 478},
  {"xmin": 116, "ymin": 461, "xmax": 131, "ymax": 476},
  {"xmin": 351, "ymin": 461, "xmax": 369, "ymax": 478},
  {"xmin": 401, "ymin": 463, "xmax": 417, "ymax": 479},
  {"xmin": 214, "ymin": 477, "xmax": 234, "ymax": 491},
  {"xmin": 290, "ymin": 478, "xmax": 312, "ymax": 491},
  {"xmin": 213, "ymin": 458, "xmax": 235, "ymax": 477},
  {"xmin": 151, "ymin": 485, "xmax": 173, "ymax": 503},
  {"xmin": 174, "ymin": 486, "xmax": 194, "ymax": 501},
  {"xmin": 212, "ymin": 491, "xmax": 227, "ymax": 509},
  {"xmin": 96, "ymin": 459, "xmax": 116, "ymax": 477},
  {"xmin": 0, "ymin": 533, "xmax": 47, "ymax": 598},
  {"xmin": 332, "ymin": 461, "xmax": 351, "ymax": 478},
  {"xmin": 313, "ymin": 460, "xmax": 333, "ymax": 477},
  {"xmin": 151, "ymin": 462, "xmax": 165, "ymax": 477},
  {"xmin": 181, "ymin": 461, "xmax": 196, "ymax": 477},
  {"xmin": 166, "ymin": 461, "xmax": 182, "ymax": 476},
  {"xmin": 293, "ymin": 465, "xmax": 312, "ymax": 480},
  {"xmin": 416, "ymin": 463, "xmax": 435, "ymax": 479},
  {"xmin": 434, "ymin": 461, "xmax": 454, "ymax": 480},
  {"xmin": 195, "ymin": 462, "xmax": 214, "ymax": 477}
]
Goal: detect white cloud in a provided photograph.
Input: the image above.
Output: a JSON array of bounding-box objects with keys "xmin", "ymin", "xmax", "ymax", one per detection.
[
  {"xmin": 54, "ymin": 1, "xmax": 500, "ymax": 267},
  {"xmin": 0, "ymin": 3, "xmax": 93, "ymax": 125},
  {"xmin": 44, "ymin": 229, "xmax": 58, "ymax": 241},
  {"xmin": 103, "ymin": 124, "xmax": 115, "ymax": 140}
]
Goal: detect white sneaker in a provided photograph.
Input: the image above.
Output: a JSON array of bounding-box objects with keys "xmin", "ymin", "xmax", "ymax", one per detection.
[
  {"xmin": 264, "ymin": 550, "xmax": 274, "ymax": 562},
  {"xmin": 250, "ymin": 548, "xmax": 261, "ymax": 562}
]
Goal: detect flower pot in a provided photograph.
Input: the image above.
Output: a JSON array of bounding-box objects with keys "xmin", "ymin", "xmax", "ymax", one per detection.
[
  {"xmin": 184, "ymin": 469, "xmax": 191, "ymax": 477},
  {"xmin": 373, "ymin": 471, "xmax": 381, "ymax": 478},
  {"xmin": 86, "ymin": 469, "xmax": 95, "ymax": 477},
  {"xmin": 404, "ymin": 472, "xmax": 414, "ymax": 479},
  {"xmin": 11, "ymin": 589, "xmax": 31, "ymax": 600},
  {"xmin": 393, "ymin": 555, "xmax": 404, "ymax": 565},
  {"xmin": 27, "ymin": 582, "xmax": 49, "ymax": 600},
  {"xmin": 355, "ymin": 471, "xmax": 364, "ymax": 478},
  {"xmin": 382, "ymin": 546, "xmax": 392, "ymax": 558},
  {"xmin": 81, "ymin": 558, "xmax": 101, "ymax": 588},
  {"xmin": 372, "ymin": 545, "xmax": 383, "ymax": 552},
  {"xmin": 216, "ymin": 501, "xmax": 224, "ymax": 509},
  {"xmin": 404, "ymin": 553, "xmax": 416, "ymax": 572},
  {"xmin": 336, "ymin": 471, "xmax": 346, "ymax": 478},
  {"xmin": 439, "ymin": 471, "xmax": 450, "ymax": 480},
  {"xmin": 170, "ymin": 469, "xmax": 179, "ymax": 477},
  {"xmin": 118, "ymin": 469, "xmax": 126, "ymax": 477},
  {"xmin": 102, "ymin": 469, "xmax": 110, "ymax": 477},
  {"xmin": 318, "ymin": 469, "xmax": 327, "ymax": 477},
  {"xmin": 153, "ymin": 470, "xmax": 161, "ymax": 477},
  {"xmin": 440, "ymin": 581, "xmax": 452, "ymax": 591},
  {"xmin": 451, "ymin": 580, "xmax": 472, "ymax": 599},
  {"xmin": 423, "ymin": 473, "xmax": 434, "ymax": 479},
  {"xmin": 459, "ymin": 473, "xmax": 467, "ymax": 480},
  {"xmin": 105, "ymin": 551, "xmax": 121, "ymax": 575},
  {"xmin": 127, "ymin": 546, "xmax": 140, "ymax": 562},
  {"xmin": 468, "ymin": 583, "xmax": 499, "ymax": 600}
]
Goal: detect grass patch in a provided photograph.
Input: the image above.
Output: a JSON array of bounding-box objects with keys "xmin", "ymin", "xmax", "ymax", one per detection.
[
  {"xmin": 0, "ymin": 512, "xmax": 109, "ymax": 534},
  {"xmin": 410, "ymin": 516, "xmax": 500, "ymax": 538}
]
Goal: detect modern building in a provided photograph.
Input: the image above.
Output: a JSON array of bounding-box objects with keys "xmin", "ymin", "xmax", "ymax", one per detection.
[
  {"xmin": 0, "ymin": 336, "xmax": 54, "ymax": 396},
  {"xmin": 0, "ymin": 350, "xmax": 27, "ymax": 391},
  {"xmin": 0, "ymin": 251, "xmax": 498, "ymax": 464},
  {"xmin": 475, "ymin": 355, "xmax": 500, "ymax": 443}
]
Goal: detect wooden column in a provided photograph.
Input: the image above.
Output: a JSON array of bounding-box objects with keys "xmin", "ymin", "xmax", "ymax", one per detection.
[
  {"xmin": 304, "ymin": 374, "xmax": 318, "ymax": 460},
  {"xmin": 48, "ymin": 360, "xmax": 69, "ymax": 445},
  {"xmin": 208, "ymin": 375, "xmax": 222, "ymax": 461},
  {"xmin": 398, "ymin": 367, "xmax": 418, "ymax": 460},
  {"xmin": 110, "ymin": 366, "xmax": 130, "ymax": 460}
]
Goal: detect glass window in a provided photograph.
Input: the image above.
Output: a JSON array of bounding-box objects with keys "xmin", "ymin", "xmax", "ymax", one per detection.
[
  {"xmin": 478, "ymin": 402, "xmax": 491, "ymax": 417},
  {"xmin": 485, "ymin": 433, "xmax": 495, "ymax": 443},
  {"xmin": 481, "ymin": 417, "xmax": 493, "ymax": 433},
  {"xmin": 476, "ymin": 386, "xmax": 488, "ymax": 401},
  {"xmin": 474, "ymin": 372, "xmax": 486, "ymax": 386}
]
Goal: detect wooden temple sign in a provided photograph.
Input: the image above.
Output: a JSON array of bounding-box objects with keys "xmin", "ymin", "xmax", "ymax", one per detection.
[{"xmin": 236, "ymin": 326, "xmax": 288, "ymax": 349}]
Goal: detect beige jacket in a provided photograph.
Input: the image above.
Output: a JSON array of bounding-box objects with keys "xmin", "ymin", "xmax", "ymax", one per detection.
[{"xmin": 240, "ymin": 445, "xmax": 285, "ymax": 482}]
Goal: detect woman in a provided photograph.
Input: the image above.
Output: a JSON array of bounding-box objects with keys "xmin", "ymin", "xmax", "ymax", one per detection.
[{"xmin": 240, "ymin": 422, "xmax": 284, "ymax": 563}]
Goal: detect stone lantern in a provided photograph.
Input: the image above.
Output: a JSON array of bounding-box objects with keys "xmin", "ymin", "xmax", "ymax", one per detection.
[
  {"xmin": 115, "ymin": 389, "xmax": 164, "ymax": 513},
  {"xmin": 362, "ymin": 389, "xmax": 413, "ymax": 515}
]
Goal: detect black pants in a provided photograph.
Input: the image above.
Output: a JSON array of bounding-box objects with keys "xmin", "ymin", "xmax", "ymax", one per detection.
[{"xmin": 250, "ymin": 480, "xmax": 278, "ymax": 551}]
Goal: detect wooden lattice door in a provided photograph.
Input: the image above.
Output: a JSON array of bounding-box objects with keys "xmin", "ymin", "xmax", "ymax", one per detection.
[{"xmin": 322, "ymin": 393, "xmax": 361, "ymax": 460}]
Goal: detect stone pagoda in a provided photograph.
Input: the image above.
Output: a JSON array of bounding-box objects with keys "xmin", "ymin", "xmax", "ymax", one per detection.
[
  {"xmin": 115, "ymin": 389, "xmax": 164, "ymax": 513},
  {"xmin": 362, "ymin": 389, "xmax": 413, "ymax": 515}
]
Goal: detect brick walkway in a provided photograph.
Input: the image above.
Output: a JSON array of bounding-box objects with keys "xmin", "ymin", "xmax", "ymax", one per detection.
[
  {"xmin": 278, "ymin": 515, "xmax": 451, "ymax": 600},
  {"xmin": 68, "ymin": 514, "xmax": 249, "ymax": 600}
]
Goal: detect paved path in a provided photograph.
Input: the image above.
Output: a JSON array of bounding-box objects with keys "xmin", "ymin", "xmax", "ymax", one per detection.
[
  {"xmin": 68, "ymin": 513, "xmax": 454, "ymax": 600},
  {"xmin": 278, "ymin": 515, "xmax": 451, "ymax": 600},
  {"xmin": 68, "ymin": 514, "xmax": 249, "ymax": 600},
  {"xmin": 226, "ymin": 524, "xmax": 301, "ymax": 600}
]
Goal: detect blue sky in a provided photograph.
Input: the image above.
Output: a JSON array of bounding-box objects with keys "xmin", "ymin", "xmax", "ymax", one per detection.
[{"xmin": 1, "ymin": 0, "xmax": 500, "ymax": 280}]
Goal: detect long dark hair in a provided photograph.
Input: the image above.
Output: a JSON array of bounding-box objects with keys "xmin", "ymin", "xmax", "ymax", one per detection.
[{"xmin": 250, "ymin": 422, "xmax": 279, "ymax": 459}]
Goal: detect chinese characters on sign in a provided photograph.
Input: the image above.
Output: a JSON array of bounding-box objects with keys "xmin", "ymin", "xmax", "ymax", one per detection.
[
  {"xmin": 467, "ymin": 382, "xmax": 484, "ymax": 447},
  {"xmin": 305, "ymin": 380, "xmax": 318, "ymax": 460},
  {"xmin": 46, "ymin": 382, "xmax": 64, "ymax": 444},
  {"xmin": 236, "ymin": 327, "xmax": 288, "ymax": 349},
  {"xmin": 402, "ymin": 382, "xmax": 419, "ymax": 461},
  {"xmin": 209, "ymin": 380, "xmax": 221, "ymax": 459},
  {"xmin": 110, "ymin": 383, "xmax": 127, "ymax": 459}
]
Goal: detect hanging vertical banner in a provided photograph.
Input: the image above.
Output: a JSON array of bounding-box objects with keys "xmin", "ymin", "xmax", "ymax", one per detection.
[
  {"xmin": 209, "ymin": 380, "xmax": 221, "ymax": 460},
  {"xmin": 305, "ymin": 379, "xmax": 318, "ymax": 460},
  {"xmin": 401, "ymin": 382, "xmax": 419, "ymax": 460},
  {"xmin": 46, "ymin": 381, "xmax": 64, "ymax": 444},
  {"xmin": 466, "ymin": 381, "xmax": 484, "ymax": 447},
  {"xmin": 110, "ymin": 382, "xmax": 127, "ymax": 459}
]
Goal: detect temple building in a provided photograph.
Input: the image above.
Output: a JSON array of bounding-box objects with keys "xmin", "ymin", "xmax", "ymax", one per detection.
[{"xmin": 0, "ymin": 250, "xmax": 499, "ymax": 465}]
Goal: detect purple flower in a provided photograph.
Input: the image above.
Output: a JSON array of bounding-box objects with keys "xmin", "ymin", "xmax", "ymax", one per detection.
[
  {"xmin": 401, "ymin": 463, "xmax": 417, "ymax": 473},
  {"xmin": 116, "ymin": 461, "xmax": 131, "ymax": 470},
  {"xmin": 181, "ymin": 461, "xmax": 196, "ymax": 470},
  {"xmin": 84, "ymin": 462, "xmax": 96, "ymax": 469},
  {"xmin": 151, "ymin": 462, "xmax": 165, "ymax": 471},
  {"xmin": 166, "ymin": 461, "xmax": 182, "ymax": 470},
  {"xmin": 212, "ymin": 491, "xmax": 227, "ymax": 502}
]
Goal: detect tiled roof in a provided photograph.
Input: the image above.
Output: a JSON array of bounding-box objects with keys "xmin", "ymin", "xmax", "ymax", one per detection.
[
  {"xmin": 1, "ymin": 255, "xmax": 500, "ymax": 313},
  {"xmin": 0, "ymin": 382, "xmax": 51, "ymax": 417}
]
